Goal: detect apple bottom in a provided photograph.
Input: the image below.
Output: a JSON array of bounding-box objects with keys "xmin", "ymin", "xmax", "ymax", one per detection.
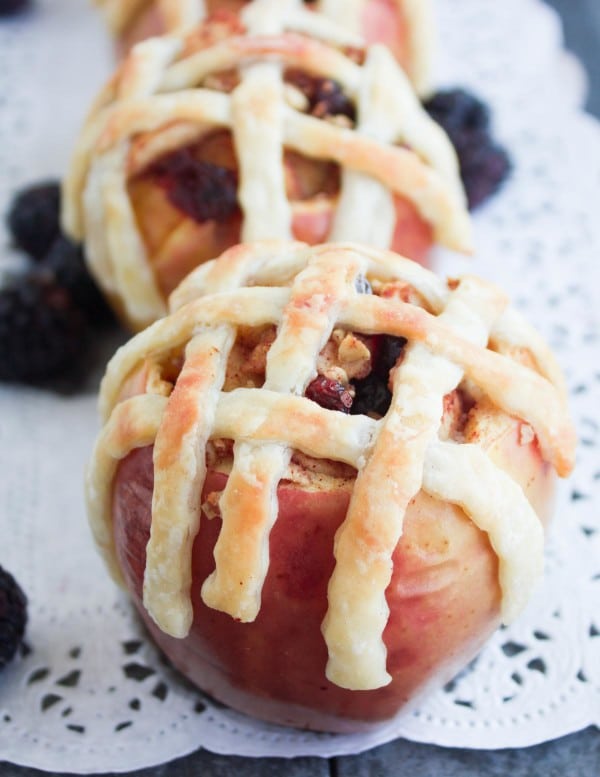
[{"xmin": 113, "ymin": 444, "xmax": 516, "ymax": 732}]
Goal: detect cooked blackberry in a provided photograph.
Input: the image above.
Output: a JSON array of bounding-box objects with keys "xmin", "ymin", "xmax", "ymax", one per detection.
[
  {"xmin": 374, "ymin": 335, "xmax": 407, "ymax": 378},
  {"xmin": 43, "ymin": 237, "xmax": 114, "ymax": 327},
  {"xmin": 305, "ymin": 375, "xmax": 353, "ymax": 413},
  {"xmin": 0, "ymin": 565, "xmax": 27, "ymax": 671},
  {"xmin": 150, "ymin": 150, "xmax": 239, "ymax": 223},
  {"xmin": 286, "ymin": 70, "xmax": 356, "ymax": 122},
  {"xmin": 6, "ymin": 181, "xmax": 61, "ymax": 259},
  {"xmin": 0, "ymin": 272, "xmax": 88, "ymax": 383},
  {"xmin": 351, "ymin": 373, "xmax": 392, "ymax": 417},
  {"xmin": 351, "ymin": 335, "xmax": 407, "ymax": 417},
  {"xmin": 423, "ymin": 89, "xmax": 511, "ymax": 209}
]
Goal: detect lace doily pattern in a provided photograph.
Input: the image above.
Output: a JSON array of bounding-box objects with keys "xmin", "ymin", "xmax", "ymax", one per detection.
[{"xmin": 0, "ymin": 0, "xmax": 598, "ymax": 771}]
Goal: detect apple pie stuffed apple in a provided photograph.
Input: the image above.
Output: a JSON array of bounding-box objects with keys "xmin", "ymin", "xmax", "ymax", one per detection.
[
  {"xmin": 87, "ymin": 241, "xmax": 575, "ymax": 733},
  {"xmin": 63, "ymin": 9, "xmax": 469, "ymax": 330},
  {"xmin": 96, "ymin": 0, "xmax": 433, "ymax": 95}
]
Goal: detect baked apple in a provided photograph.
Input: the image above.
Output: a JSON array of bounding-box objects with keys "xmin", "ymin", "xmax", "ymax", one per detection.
[
  {"xmin": 98, "ymin": 0, "xmax": 433, "ymax": 94},
  {"xmin": 87, "ymin": 241, "xmax": 575, "ymax": 733},
  {"xmin": 63, "ymin": 18, "xmax": 469, "ymax": 330}
]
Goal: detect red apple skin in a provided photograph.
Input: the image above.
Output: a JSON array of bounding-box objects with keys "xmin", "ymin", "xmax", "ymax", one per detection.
[
  {"xmin": 112, "ymin": 418, "xmax": 553, "ymax": 732},
  {"xmin": 118, "ymin": 2, "xmax": 247, "ymax": 57},
  {"xmin": 118, "ymin": 1, "xmax": 409, "ymax": 66},
  {"xmin": 362, "ymin": 0, "xmax": 409, "ymax": 70},
  {"xmin": 129, "ymin": 162, "xmax": 434, "ymax": 298}
]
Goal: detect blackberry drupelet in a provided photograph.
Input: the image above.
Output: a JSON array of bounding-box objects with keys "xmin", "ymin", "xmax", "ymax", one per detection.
[
  {"xmin": 0, "ymin": 565, "xmax": 27, "ymax": 671},
  {"xmin": 6, "ymin": 181, "xmax": 61, "ymax": 260},
  {"xmin": 43, "ymin": 236, "xmax": 114, "ymax": 327},
  {"xmin": 424, "ymin": 89, "xmax": 511, "ymax": 210},
  {"xmin": 0, "ymin": 272, "xmax": 88, "ymax": 383}
]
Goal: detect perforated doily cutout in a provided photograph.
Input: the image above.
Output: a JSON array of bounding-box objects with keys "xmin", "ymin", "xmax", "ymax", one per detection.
[{"xmin": 0, "ymin": 0, "xmax": 598, "ymax": 771}]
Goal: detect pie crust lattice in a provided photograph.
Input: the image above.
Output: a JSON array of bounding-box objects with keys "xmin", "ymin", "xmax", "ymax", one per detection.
[
  {"xmin": 65, "ymin": 0, "xmax": 468, "ymax": 329},
  {"xmin": 87, "ymin": 241, "xmax": 576, "ymax": 691},
  {"xmin": 94, "ymin": 0, "xmax": 433, "ymax": 95}
]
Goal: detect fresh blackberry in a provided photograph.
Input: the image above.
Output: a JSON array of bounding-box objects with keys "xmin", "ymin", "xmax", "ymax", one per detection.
[
  {"xmin": 6, "ymin": 181, "xmax": 61, "ymax": 260},
  {"xmin": 456, "ymin": 132, "xmax": 511, "ymax": 210},
  {"xmin": 150, "ymin": 150, "xmax": 239, "ymax": 223},
  {"xmin": 0, "ymin": 272, "xmax": 88, "ymax": 384},
  {"xmin": 0, "ymin": 0, "xmax": 31, "ymax": 15},
  {"xmin": 43, "ymin": 236, "xmax": 114, "ymax": 327},
  {"xmin": 0, "ymin": 565, "xmax": 27, "ymax": 671},
  {"xmin": 424, "ymin": 89, "xmax": 490, "ymax": 136},
  {"xmin": 423, "ymin": 89, "xmax": 511, "ymax": 209}
]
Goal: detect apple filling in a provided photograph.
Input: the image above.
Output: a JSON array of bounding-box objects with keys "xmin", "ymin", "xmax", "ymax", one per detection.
[
  {"xmin": 117, "ymin": 277, "xmax": 479, "ymax": 496},
  {"xmin": 129, "ymin": 114, "xmax": 432, "ymax": 300}
]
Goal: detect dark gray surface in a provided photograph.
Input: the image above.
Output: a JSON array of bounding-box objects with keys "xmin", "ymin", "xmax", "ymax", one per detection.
[
  {"xmin": 546, "ymin": 0, "xmax": 600, "ymax": 117},
  {"xmin": 1, "ymin": 727, "xmax": 598, "ymax": 776},
  {"xmin": 1, "ymin": 1, "xmax": 599, "ymax": 775}
]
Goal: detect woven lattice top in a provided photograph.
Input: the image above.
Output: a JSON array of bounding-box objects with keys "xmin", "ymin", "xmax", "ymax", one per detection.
[
  {"xmin": 64, "ymin": 6, "xmax": 468, "ymax": 330},
  {"xmin": 95, "ymin": 0, "xmax": 433, "ymax": 93},
  {"xmin": 87, "ymin": 241, "xmax": 576, "ymax": 691}
]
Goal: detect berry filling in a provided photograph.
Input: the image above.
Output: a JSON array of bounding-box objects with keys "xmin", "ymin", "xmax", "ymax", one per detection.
[
  {"xmin": 119, "ymin": 277, "xmax": 483, "ymax": 490},
  {"xmin": 149, "ymin": 149, "xmax": 240, "ymax": 224},
  {"xmin": 305, "ymin": 375, "xmax": 353, "ymax": 413},
  {"xmin": 351, "ymin": 335, "xmax": 408, "ymax": 417},
  {"xmin": 285, "ymin": 70, "xmax": 356, "ymax": 123}
]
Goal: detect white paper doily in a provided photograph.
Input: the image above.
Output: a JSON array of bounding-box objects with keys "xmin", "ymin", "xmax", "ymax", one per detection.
[{"xmin": 0, "ymin": 0, "xmax": 598, "ymax": 772}]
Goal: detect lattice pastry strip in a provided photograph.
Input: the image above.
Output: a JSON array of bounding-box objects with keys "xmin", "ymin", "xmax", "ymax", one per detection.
[
  {"xmin": 88, "ymin": 242, "xmax": 576, "ymax": 692},
  {"xmin": 336, "ymin": 294, "xmax": 573, "ymax": 476},
  {"xmin": 144, "ymin": 327, "xmax": 235, "ymax": 637},
  {"xmin": 95, "ymin": 0, "xmax": 432, "ymax": 94},
  {"xmin": 64, "ymin": 19, "xmax": 466, "ymax": 329},
  {"xmin": 203, "ymin": 248, "xmax": 364, "ymax": 621},
  {"xmin": 323, "ymin": 276, "xmax": 508, "ymax": 689},
  {"xmin": 231, "ymin": 63, "xmax": 292, "ymax": 242},
  {"xmin": 330, "ymin": 45, "xmax": 396, "ymax": 248},
  {"xmin": 87, "ymin": 392, "xmax": 169, "ymax": 585},
  {"xmin": 97, "ymin": 282, "xmax": 572, "ymax": 479},
  {"xmin": 422, "ymin": 441, "xmax": 544, "ymax": 624}
]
